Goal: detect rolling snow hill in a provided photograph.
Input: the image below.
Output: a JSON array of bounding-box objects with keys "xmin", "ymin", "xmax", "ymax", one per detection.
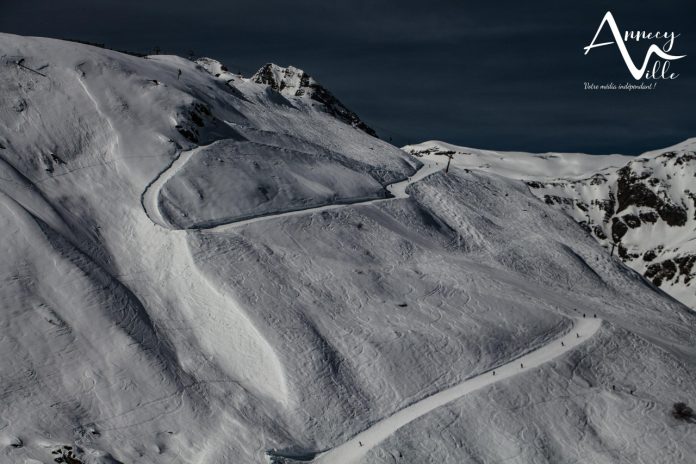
[
  {"xmin": 405, "ymin": 140, "xmax": 696, "ymax": 310},
  {"xmin": 0, "ymin": 33, "xmax": 695, "ymax": 464}
]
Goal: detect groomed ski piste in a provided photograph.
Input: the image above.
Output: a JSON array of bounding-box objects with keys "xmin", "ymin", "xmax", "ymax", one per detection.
[
  {"xmin": 143, "ymin": 136, "xmax": 444, "ymax": 232},
  {"xmin": 268, "ymin": 317, "xmax": 602, "ymax": 463},
  {"xmin": 144, "ymin": 148, "xmax": 604, "ymax": 464}
]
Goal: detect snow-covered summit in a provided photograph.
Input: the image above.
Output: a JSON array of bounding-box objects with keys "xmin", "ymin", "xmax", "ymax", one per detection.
[{"xmin": 251, "ymin": 63, "xmax": 378, "ymax": 137}]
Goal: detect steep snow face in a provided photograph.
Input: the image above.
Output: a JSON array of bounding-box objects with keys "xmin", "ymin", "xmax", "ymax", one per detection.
[
  {"xmin": 251, "ymin": 63, "xmax": 378, "ymax": 137},
  {"xmin": 405, "ymin": 140, "xmax": 696, "ymax": 309},
  {"xmin": 0, "ymin": 33, "xmax": 695, "ymax": 464}
]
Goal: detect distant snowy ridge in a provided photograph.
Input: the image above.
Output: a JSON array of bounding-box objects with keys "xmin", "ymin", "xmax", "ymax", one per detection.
[{"xmin": 405, "ymin": 139, "xmax": 696, "ymax": 309}]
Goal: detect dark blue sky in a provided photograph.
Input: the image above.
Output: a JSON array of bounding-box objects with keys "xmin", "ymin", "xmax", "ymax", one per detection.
[{"xmin": 1, "ymin": 0, "xmax": 694, "ymax": 154}]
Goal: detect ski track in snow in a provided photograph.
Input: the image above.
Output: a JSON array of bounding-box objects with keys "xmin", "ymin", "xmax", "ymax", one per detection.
[
  {"xmin": 141, "ymin": 148, "xmax": 603, "ymax": 464},
  {"xmin": 142, "ymin": 144, "xmax": 444, "ymax": 232},
  {"xmin": 142, "ymin": 147, "xmax": 198, "ymax": 227},
  {"xmin": 273, "ymin": 317, "xmax": 602, "ymax": 464},
  {"xmin": 76, "ymin": 74, "xmax": 121, "ymax": 155},
  {"xmin": 138, "ymin": 146, "xmax": 443, "ymax": 404}
]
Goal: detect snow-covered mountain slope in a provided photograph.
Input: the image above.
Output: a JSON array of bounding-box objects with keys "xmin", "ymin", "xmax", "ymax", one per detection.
[
  {"xmin": 405, "ymin": 140, "xmax": 696, "ymax": 310},
  {"xmin": 0, "ymin": 33, "xmax": 695, "ymax": 464}
]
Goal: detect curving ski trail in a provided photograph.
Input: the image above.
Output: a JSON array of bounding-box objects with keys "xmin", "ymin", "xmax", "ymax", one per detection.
[
  {"xmin": 268, "ymin": 317, "xmax": 602, "ymax": 464},
  {"xmin": 141, "ymin": 148, "xmax": 603, "ymax": 464},
  {"xmin": 206, "ymin": 158, "xmax": 443, "ymax": 232},
  {"xmin": 142, "ymin": 144, "xmax": 444, "ymax": 232},
  {"xmin": 142, "ymin": 147, "xmax": 199, "ymax": 228},
  {"xmin": 139, "ymin": 148, "xmax": 443, "ymax": 404}
]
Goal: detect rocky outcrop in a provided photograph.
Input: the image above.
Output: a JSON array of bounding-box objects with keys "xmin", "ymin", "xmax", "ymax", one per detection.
[
  {"xmin": 525, "ymin": 142, "xmax": 696, "ymax": 306},
  {"xmin": 251, "ymin": 63, "xmax": 377, "ymax": 137}
]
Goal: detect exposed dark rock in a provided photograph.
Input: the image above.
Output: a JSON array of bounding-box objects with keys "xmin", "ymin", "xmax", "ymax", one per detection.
[
  {"xmin": 578, "ymin": 221, "xmax": 592, "ymax": 233},
  {"xmin": 617, "ymin": 245, "xmax": 639, "ymax": 260},
  {"xmin": 659, "ymin": 203, "xmax": 688, "ymax": 226},
  {"xmin": 674, "ymin": 255, "xmax": 696, "ymax": 284},
  {"xmin": 194, "ymin": 102, "xmax": 211, "ymax": 116},
  {"xmin": 611, "ymin": 217, "xmax": 629, "ymax": 243},
  {"xmin": 674, "ymin": 151, "xmax": 696, "ymax": 166},
  {"xmin": 589, "ymin": 174, "xmax": 607, "ymax": 185},
  {"xmin": 13, "ymin": 98, "xmax": 27, "ymax": 112},
  {"xmin": 645, "ymin": 259, "xmax": 677, "ymax": 286},
  {"xmin": 639, "ymin": 211, "xmax": 658, "ymax": 223},
  {"xmin": 175, "ymin": 125, "xmax": 198, "ymax": 143},
  {"xmin": 190, "ymin": 111, "xmax": 204, "ymax": 127},
  {"xmin": 672, "ymin": 402, "xmax": 696, "ymax": 422},
  {"xmin": 615, "ymin": 164, "xmax": 687, "ymax": 226},
  {"xmin": 593, "ymin": 195, "xmax": 615, "ymax": 222},
  {"xmin": 544, "ymin": 195, "xmax": 573, "ymax": 206},
  {"xmin": 622, "ymin": 214, "xmax": 641, "ymax": 228},
  {"xmin": 593, "ymin": 225, "xmax": 607, "ymax": 240},
  {"xmin": 616, "ymin": 166, "xmax": 660, "ymax": 212},
  {"xmin": 175, "ymin": 102, "xmax": 214, "ymax": 144}
]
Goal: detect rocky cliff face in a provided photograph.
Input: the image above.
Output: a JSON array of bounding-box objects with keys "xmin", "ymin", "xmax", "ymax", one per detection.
[{"xmin": 527, "ymin": 141, "xmax": 696, "ymax": 307}]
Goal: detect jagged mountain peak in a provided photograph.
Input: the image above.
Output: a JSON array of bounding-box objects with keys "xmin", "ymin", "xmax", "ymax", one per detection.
[
  {"xmin": 251, "ymin": 62, "xmax": 378, "ymax": 137},
  {"xmin": 251, "ymin": 63, "xmax": 312, "ymax": 95}
]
